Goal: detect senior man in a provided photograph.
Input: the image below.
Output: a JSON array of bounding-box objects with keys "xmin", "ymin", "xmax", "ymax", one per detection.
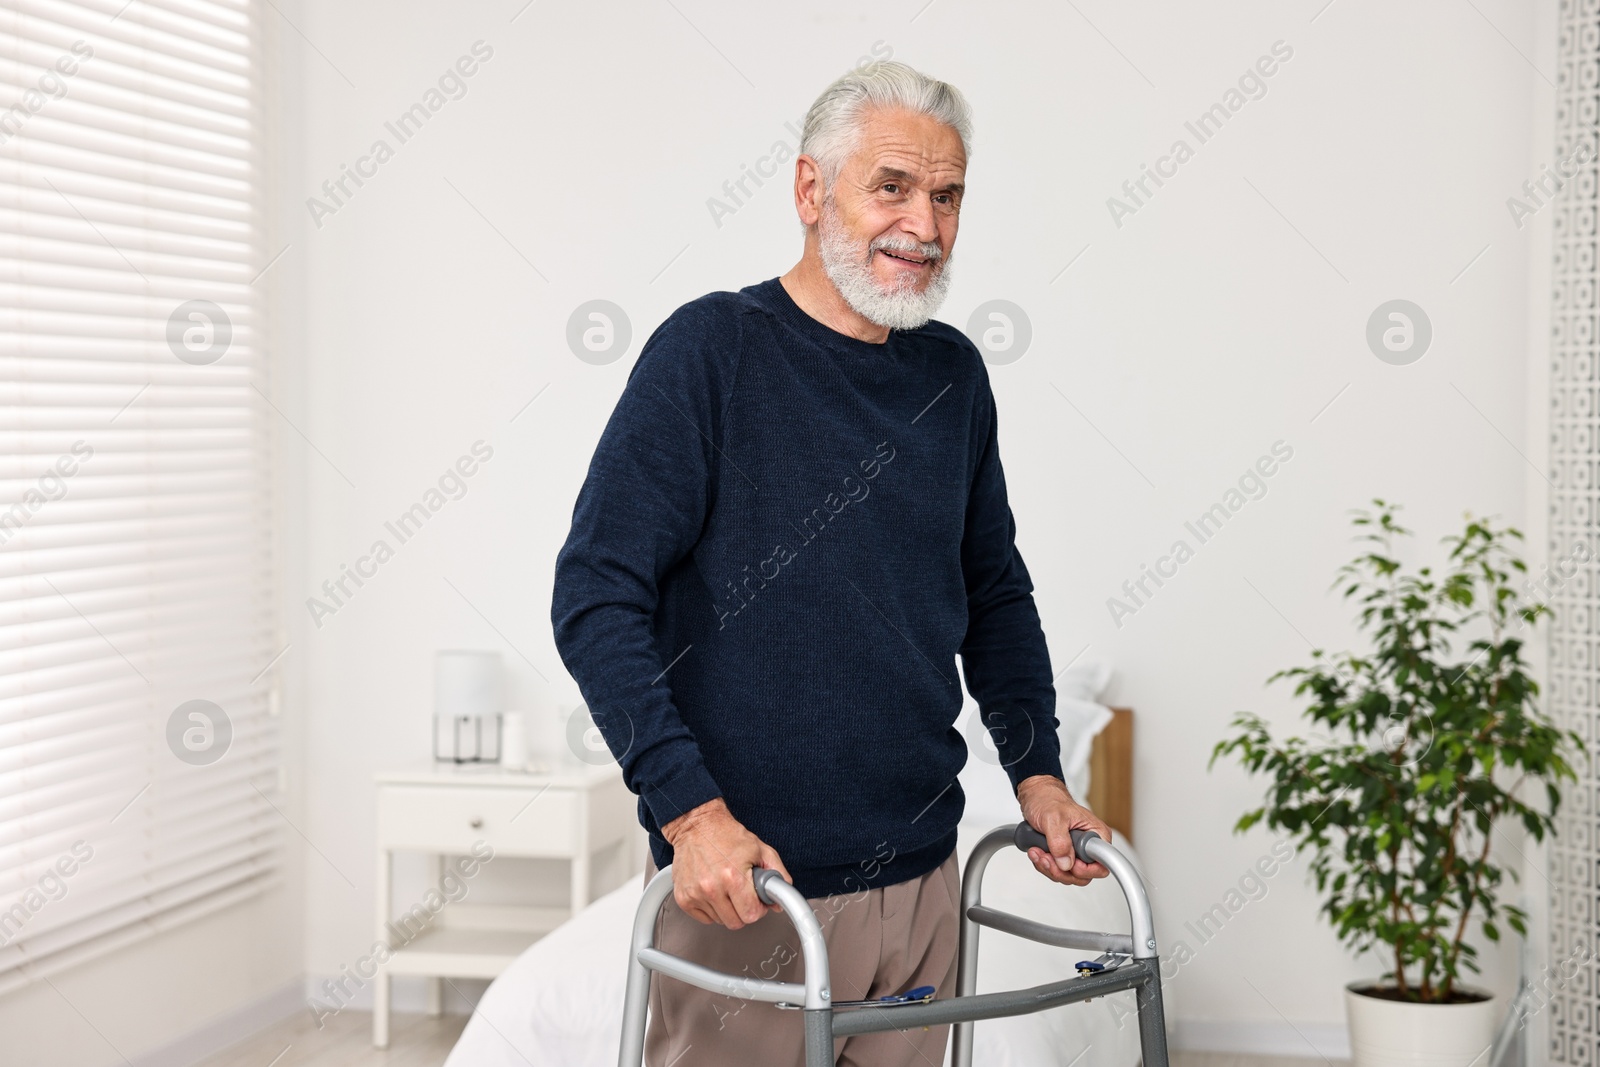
[{"xmin": 551, "ymin": 60, "xmax": 1113, "ymax": 1067}]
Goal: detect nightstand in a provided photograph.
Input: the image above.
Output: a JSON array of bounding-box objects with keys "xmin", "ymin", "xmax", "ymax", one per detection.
[{"xmin": 372, "ymin": 762, "xmax": 637, "ymax": 1048}]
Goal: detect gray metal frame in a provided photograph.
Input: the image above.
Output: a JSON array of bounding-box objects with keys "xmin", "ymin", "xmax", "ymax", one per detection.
[{"xmin": 617, "ymin": 824, "xmax": 1169, "ymax": 1067}]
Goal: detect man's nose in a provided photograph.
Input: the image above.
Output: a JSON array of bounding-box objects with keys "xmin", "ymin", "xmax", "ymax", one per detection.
[{"xmin": 897, "ymin": 198, "xmax": 939, "ymax": 245}]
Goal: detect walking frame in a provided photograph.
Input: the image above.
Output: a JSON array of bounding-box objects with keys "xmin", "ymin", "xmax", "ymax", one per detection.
[{"xmin": 618, "ymin": 823, "xmax": 1170, "ymax": 1067}]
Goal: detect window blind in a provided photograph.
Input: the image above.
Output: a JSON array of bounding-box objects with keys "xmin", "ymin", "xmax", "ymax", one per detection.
[{"xmin": 0, "ymin": 0, "xmax": 279, "ymax": 994}]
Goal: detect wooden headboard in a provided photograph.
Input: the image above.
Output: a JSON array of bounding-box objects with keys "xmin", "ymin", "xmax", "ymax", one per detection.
[{"xmin": 1085, "ymin": 707, "xmax": 1134, "ymax": 846}]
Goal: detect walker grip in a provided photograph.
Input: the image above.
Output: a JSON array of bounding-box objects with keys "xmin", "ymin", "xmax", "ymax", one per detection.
[
  {"xmin": 1015, "ymin": 823, "xmax": 1102, "ymax": 863},
  {"xmin": 752, "ymin": 867, "xmax": 788, "ymax": 906}
]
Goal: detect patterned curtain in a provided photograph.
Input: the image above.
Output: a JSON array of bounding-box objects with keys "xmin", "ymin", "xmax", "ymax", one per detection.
[{"xmin": 1548, "ymin": 4, "xmax": 1600, "ymax": 1065}]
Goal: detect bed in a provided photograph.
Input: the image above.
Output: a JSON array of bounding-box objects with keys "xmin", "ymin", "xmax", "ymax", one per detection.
[{"xmin": 443, "ymin": 664, "xmax": 1169, "ymax": 1066}]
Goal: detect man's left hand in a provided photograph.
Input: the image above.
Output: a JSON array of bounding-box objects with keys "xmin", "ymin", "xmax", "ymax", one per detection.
[{"xmin": 1015, "ymin": 775, "xmax": 1114, "ymax": 887}]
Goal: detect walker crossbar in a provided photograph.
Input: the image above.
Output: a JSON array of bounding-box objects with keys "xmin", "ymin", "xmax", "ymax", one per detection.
[
  {"xmin": 616, "ymin": 823, "xmax": 1170, "ymax": 1067},
  {"xmin": 829, "ymin": 957, "xmax": 1159, "ymax": 1036},
  {"xmin": 963, "ymin": 904, "xmax": 1136, "ymax": 955}
]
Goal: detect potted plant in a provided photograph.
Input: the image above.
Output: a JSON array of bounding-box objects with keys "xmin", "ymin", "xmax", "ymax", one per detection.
[{"xmin": 1210, "ymin": 500, "xmax": 1585, "ymax": 1067}]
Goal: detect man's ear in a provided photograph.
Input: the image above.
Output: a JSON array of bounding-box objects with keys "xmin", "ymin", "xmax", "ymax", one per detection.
[{"xmin": 793, "ymin": 154, "xmax": 823, "ymax": 227}]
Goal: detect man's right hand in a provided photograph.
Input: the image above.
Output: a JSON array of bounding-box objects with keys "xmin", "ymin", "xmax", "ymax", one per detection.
[{"xmin": 661, "ymin": 798, "xmax": 792, "ymax": 929}]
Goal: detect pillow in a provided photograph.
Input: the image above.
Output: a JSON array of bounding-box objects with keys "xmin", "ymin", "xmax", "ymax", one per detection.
[
  {"xmin": 1053, "ymin": 657, "xmax": 1115, "ymax": 797},
  {"xmin": 956, "ymin": 656, "xmax": 1114, "ymax": 831}
]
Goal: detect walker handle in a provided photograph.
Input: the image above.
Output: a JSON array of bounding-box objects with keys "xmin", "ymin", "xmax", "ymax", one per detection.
[
  {"xmin": 1015, "ymin": 823, "xmax": 1104, "ymax": 865},
  {"xmin": 752, "ymin": 867, "xmax": 789, "ymax": 906}
]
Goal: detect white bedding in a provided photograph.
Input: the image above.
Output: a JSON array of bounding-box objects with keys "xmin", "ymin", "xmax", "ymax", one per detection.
[{"xmin": 443, "ymin": 821, "xmax": 1172, "ymax": 1067}]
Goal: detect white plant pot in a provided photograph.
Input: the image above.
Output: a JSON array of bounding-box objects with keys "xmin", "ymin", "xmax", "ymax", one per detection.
[{"xmin": 1344, "ymin": 981, "xmax": 1500, "ymax": 1067}]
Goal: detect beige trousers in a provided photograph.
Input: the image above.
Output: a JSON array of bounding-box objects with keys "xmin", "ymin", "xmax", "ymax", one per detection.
[{"xmin": 641, "ymin": 850, "xmax": 961, "ymax": 1067}]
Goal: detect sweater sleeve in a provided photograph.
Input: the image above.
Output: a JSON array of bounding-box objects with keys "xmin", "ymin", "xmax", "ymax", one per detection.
[
  {"xmin": 550, "ymin": 298, "xmax": 738, "ymax": 830},
  {"xmin": 959, "ymin": 375, "xmax": 1065, "ymax": 794}
]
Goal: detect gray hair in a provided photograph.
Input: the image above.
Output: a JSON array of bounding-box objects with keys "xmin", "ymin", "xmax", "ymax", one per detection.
[{"xmin": 799, "ymin": 60, "xmax": 973, "ymax": 188}]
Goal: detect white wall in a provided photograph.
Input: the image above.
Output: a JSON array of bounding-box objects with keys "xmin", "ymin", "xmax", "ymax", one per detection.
[
  {"xmin": 273, "ymin": 0, "xmax": 1555, "ymax": 1056},
  {"xmin": 1519, "ymin": 4, "xmax": 1562, "ymax": 1064}
]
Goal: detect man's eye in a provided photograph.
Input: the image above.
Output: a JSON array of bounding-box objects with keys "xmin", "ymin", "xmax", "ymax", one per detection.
[{"xmin": 882, "ymin": 183, "xmax": 900, "ymax": 194}]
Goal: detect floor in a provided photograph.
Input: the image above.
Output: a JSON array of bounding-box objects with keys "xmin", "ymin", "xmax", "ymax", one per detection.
[
  {"xmin": 1175, "ymin": 1056, "xmax": 1347, "ymax": 1067},
  {"xmin": 191, "ymin": 1010, "xmax": 468, "ymax": 1067},
  {"xmin": 192, "ymin": 1010, "xmax": 1346, "ymax": 1067}
]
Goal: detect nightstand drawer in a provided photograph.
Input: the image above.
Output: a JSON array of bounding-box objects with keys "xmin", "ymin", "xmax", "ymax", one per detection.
[{"xmin": 377, "ymin": 785, "xmax": 577, "ymax": 856}]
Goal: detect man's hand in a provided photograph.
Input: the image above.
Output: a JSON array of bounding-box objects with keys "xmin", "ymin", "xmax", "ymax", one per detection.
[
  {"xmin": 661, "ymin": 798, "xmax": 793, "ymax": 929},
  {"xmin": 1016, "ymin": 775, "xmax": 1114, "ymax": 887}
]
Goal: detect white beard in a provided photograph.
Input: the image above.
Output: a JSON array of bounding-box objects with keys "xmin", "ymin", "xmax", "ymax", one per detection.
[{"xmin": 817, "ymin": 197, "xmax": 953, "ymax": 331}]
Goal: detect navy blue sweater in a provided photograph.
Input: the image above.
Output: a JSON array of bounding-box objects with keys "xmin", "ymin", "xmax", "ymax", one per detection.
[{"xmin": 550, "ymin": 277, "xmax": 1062, "ymax": 898}]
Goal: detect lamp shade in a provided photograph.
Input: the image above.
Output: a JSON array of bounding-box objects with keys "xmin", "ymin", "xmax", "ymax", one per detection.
[{"xmin": 434, "ymin": 650, "xmax": 502, "ymax": 719}]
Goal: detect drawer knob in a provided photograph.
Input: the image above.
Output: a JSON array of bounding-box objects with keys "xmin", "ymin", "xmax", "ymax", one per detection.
[{"xmin": 469, "ymin": 817, "xmax": 483, "ymax": 829}]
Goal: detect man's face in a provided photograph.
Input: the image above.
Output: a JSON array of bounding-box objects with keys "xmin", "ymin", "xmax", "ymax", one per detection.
[{"xmin": 814, "ymin": 107, "xmax": 966, "ymax": 330}]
